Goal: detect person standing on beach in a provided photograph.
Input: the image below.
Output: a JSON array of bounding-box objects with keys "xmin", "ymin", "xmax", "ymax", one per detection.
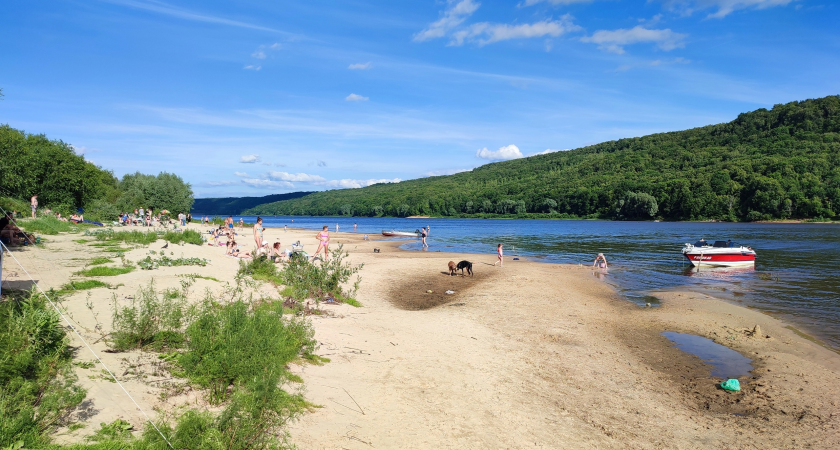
[
  {"xmin": 354, "ymin": 223, "xmax": 357, "ymax": 232},
  {"xmin": 315, "ymin": 226, "xmax": 330, "ymax": 260},
  {"xmin": 239, "ymin": 218, "xmax": 244, "ymax": 229},
  {"xmin": 30, "ymin": 195, "xmax": 38, "ymax": 218},
  {"xmin": 254, "ymin": 217, "xmax": 265, "ymax": 254},
  {"xmin": 493, "ymin": 244, "xmax": 503, "ymax": 267},
  {"xmin": 336, "ymin": 223, "xmax": 339, "ymax": 232},
  {"xmin": 420, "ymin": 226, "xmax": 428, "ymax": 247},
  {"xmin": 284, "ymin": 225, "xmax": 287, "ymax": 232}
]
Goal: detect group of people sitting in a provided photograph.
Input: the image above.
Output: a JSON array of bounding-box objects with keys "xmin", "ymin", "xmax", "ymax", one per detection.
[
  {"xmin": 0, "ymin": 213, "xmax": 35, "ymax": 247},
  {"xmin": 117, "ymin": 209, "xmax": 189, "ymax": 228},
  {"xmin": 207, "ymin": 216, "xmax": 288, "ymax": 262}
]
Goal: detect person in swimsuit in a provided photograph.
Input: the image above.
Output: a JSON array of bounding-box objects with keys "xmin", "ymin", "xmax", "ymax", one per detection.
[
  {"xmin": 420, "ymin": 227, "xmax": 428, "ymax": 247},
  {"xmin": 593, "ymin": 253, "xmax": 608, "ymax": 269},
  {"xmin": 254, "ymin": 217, "xmax": 265, "ymax": 254},
  {"xmin": 493, "ymin": 243, "xmax": 503, "ymax": 267},
  {"xmin": 30, "ymin": 195, "xmax": 38, "ymax": 218},
  {"xmin": 314, "ymin": 225, "xmax": 330, "ymax": 260}
]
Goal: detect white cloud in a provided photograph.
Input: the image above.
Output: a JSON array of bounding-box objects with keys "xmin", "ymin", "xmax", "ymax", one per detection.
[
  {"xmin": 659, "ymin": 0, "xmax": 793, "ymax": 18},
  {"xmin": 322, "ymin": 178, "xmax": 402, "ymax": 189},
  {"xmin": 242, "ymin": 178, "xmax": 295, "ymax": 188},
  {"xmin": 70, "ymin": 145, "xmax": 99, "ymax": 155},
  {"xmin": 581, "ymin": 26, "xmax": 687, "ymax": 54},
  {"xmin": 348, "ymin": 62, "xmax": 371, "ymax": 70},
  {"xmin": 267, "ymin": 171, "xmax": 326, "ymax": 182},
  {"xmin": 452, "ymin": 17, "xmax": 581, "ymax": 46},
  {"xmin": 252, "ymin": 50, "xmax": 266, "ymax": 59},
  {"xmin": 476, "ymin": 144, "xmax": 524, "ymax": 160},
  {"xmin": 105, "ymin": 0, "xmax": 286, "ymax": 34},
  {"xmin": 234, "ymin": 171, "xmax": 248, "ymax": 177},
  {"xmin": 530, "ymin": 148, "xmax": 568, "ymax": 156},
  {"xmin": 206, "ymin": 180, "xmax": 238, "ymax": 186},
  {"xmin": 239, "ymin": 154, "xmax": 260, "ymax": 163},
  {"xmin": 251, "ymin": 42, "xmax": 281, "ymax": 60},
  {"xmin": 425, "ymin": 168, "xmax": 473, "ymax": 176},
  {"xmin": 345, "ymin": 93, "xmax": 369, "ymax": 101},
  {"xmin": 414, "ymin": 0, "xmax": 481, "ymax": 42},
  {"xmin": 243, "ymin": 65, "xmax": 261, "ymax": 71}
]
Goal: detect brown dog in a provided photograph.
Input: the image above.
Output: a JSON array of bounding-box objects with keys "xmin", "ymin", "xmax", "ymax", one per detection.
[{"xmin": 448, "ymin": 261, "xmax": 457, "ymax": 276}]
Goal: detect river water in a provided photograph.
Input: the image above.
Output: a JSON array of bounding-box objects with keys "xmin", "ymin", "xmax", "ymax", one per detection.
[{"xmin": 234, "ymin": 216, "xmax": 840, "ymax": 350}]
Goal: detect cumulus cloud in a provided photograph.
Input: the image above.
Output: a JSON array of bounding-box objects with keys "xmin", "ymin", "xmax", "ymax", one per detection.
[
  {"xmin": 581, "ymin": 26, "xmax": 687, "ymax": 54},
  {"xmin": 414, "ymin": 0, "xmax": 481, "ymax": 42},
  {"xmin": 476, "ymin": 144, "xmax": 524, "ymax": 160},
  {"xmin": 659, "ymin": 0, "xmax": 793, "ymax": 18},
  {"xmin": 345, "ymin": 93, "xmax": 369, "ymax": 101},
  {"xmin": 243, "ymin": 65, "xmax": 261, "ymax": 70},
  {"xmin": 452, "ymin": 16, "xmax": 581, "ymax": 46},
  {"xmin": 239, "ymin": 154, "xmax": 260, "ymax": 163},
  {"xmin": 425, "ymin": 168, "xmax": 473, "ymax": 176},
  {"xmin": 348, "ymin": 62, "xmax": 371, "ymax": 70},
  {"xmin": 234, "ymin": 171, "xmax": 249, "ymax": 177},
  {"xmin": 266, "ymin": 171, "xmax": 326, "ymax": 182},
  {"xmin": 322, "ymin": 178, "xmax": 402, "ymax": 189},
  {"xmin": 206, "ymin": 180, "xmax": 238, "ymax": 186},
  {"xmin": 242, "ymin": 178, "xmax": 295, "ymax": 189}
]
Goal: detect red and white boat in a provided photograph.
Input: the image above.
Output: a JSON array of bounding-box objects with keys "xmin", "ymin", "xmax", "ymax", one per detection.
[{"xmin": 681, "ymin": 240, "xmax": 756, "ymax": 267}]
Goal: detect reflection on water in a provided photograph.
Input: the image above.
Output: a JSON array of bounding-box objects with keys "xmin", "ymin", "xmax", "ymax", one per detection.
[{"xmin": 249, "ymin": 216, "xmax": 840, "ymax": 349}]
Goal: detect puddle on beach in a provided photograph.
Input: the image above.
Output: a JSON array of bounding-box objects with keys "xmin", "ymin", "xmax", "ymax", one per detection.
[{"xmin": 661, "ymin": 332, "xmax": 753, "ymax": 378}]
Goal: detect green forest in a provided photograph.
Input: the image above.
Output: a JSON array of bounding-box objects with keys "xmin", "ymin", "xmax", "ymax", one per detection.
[
  {"xmin": 192, "ymin": 192, "xmax": 312, "ymax": 215},
  {"xmin": 247, "ymin": 96, "xmax": 840, "ymax": 221},
  {"xmin": 0, "ymin": 125, "xmax": 194, "ymax": 222}
]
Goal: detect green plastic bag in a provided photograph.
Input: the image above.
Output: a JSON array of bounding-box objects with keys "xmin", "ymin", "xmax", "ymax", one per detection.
[{"xmin": 721, "ymin": 379, "xmax": 741, "ymax": 391}]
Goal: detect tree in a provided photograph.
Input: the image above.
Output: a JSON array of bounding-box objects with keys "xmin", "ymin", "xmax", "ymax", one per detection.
[{"xmin": 615, "ymin": 192, "xmax": 658, "ymax": 220}]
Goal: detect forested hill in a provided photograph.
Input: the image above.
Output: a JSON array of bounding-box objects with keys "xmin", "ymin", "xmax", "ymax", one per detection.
[
  {"xmin": 246, "ymin": 96, "xmax": 840, "ymax": 221},
  {"xmin": 192, "ymin": 192, "xmax": 312, "ymax": 215}
]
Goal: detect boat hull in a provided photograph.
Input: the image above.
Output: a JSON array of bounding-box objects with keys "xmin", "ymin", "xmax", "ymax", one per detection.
[
  {"xmin": 381, "ymin": 231, "xmax": 418, "ymax": 237},
  {"xmin": 682, "ymin": 252, "xmax": 755, "ymax": 267}
]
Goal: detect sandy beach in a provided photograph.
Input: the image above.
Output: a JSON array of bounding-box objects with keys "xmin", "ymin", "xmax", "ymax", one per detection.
[{"xmin": 3, "ymin": 224, "xmax": 839, "ymax": 449}]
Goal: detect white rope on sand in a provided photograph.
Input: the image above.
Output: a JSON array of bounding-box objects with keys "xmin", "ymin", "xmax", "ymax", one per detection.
[{"xmin": 0, "ymin": 241, "xmax": 174, "ymax": 448}]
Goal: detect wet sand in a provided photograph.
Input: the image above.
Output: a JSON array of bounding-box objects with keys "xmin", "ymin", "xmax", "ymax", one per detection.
[{"xmin": 3, "ymin": 224, "xmax": 838, "ymax": 448}]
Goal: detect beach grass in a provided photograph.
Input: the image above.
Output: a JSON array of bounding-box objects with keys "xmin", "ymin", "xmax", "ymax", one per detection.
[
  {"xmin": 163, "ymin": 229, "xmax": 203, "ymax": 245},
  {"xmin": 89, "ymin": 257, "xmax": 113, "ymax": 266},
  {"xmin": 18, "ymin": 216, "xmax": 78, "ymax": 235},
  {"xmin": 77, "ymin": 266, "xmax": 134, "ymax": 277},
  {"xmin": 61, "ymin": 280, "xmax": 109, "ymax": 291}
]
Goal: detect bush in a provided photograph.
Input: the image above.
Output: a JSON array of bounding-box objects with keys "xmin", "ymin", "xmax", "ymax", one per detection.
[
  {"xmin": 179, "ymin": 300, "xmax": 315, "ymax": 404},
  {"xmin": 0, "ymin": 290, "xmax": 86, "ymax": 449},
  {"xmin": 18, "ymin": 216, "xmax": 78, "ymax": 235},
  {"xmin": 137, "ymin": 255, "xmax": 208, "ymax": 270},
  {"xmin": 110, "ymin": 281, "xmax": 189, "ymax": 351},
  {"xmin": 278, "ymin": 244, "xmax": 363, "ymax": 303},
  {"xmin": 237, "ymin": 255, "xmax": 278, "ymax": 283}
]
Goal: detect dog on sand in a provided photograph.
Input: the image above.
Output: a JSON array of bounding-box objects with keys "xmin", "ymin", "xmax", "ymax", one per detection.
[
  {"xmin": 448, "ymin": 261, "xmax": 457, "ymax": 276},
  {"xmin": 456, "ymin": 260, "xmax": 473, "ymax": 276}
]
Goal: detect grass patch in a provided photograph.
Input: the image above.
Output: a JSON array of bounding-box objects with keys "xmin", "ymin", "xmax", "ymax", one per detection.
[
  {"xmin": 89, "ymin": 257, "xmax": 113, "ymax": 266},
  {"xmin": 87, "ymin": 228, "xmax": 158, "ymax": 245},
  {"xmin": 18, "ymin": 215, "xmax": 79, "ymax": 235},
  {"xmin": 61, "ymin": 280, "xmax": 109, "ymax": 291},
  {"xmin": 77, "ymin": 266, "xmax": 134, "ymax": 277},
  {"xmin": 163, "ymin": 229, "xmax": 204, "ymax": 245},
  {"xmin": 137, "ymin": 255, "xmax": 208, "ymax": 270},
  {"xmin": 111, "ymin": 281, "xmax": 188, "ymax": 351}
]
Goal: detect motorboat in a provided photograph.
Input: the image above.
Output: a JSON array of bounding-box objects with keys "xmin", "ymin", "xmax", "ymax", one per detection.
[
  {"xmin": 382, "ymin": 230, "xmax": 420, "ymax": 237},
  {"xmin": 681, "ymin": 240, "xmax": 756, "ymax": 267}
]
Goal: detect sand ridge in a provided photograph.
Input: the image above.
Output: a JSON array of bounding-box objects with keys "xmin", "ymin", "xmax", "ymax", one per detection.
[{"xmin": 2, "ymin": 223, "xmax": 838, "ymax": 448}]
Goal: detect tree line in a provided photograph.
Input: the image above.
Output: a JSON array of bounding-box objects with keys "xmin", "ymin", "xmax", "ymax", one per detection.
[
  {"xmin": 0, "ymin": 125, "xmax": 194, "ymax": 221},
  {"xmin": 247, "ymin": 96, "xmax": 840, "ymax": 221}
]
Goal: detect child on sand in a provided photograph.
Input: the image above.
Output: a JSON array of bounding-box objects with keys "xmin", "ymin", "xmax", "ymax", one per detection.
[
  {"xmin": 493, "ymin": 244, "xmax": 503, "ymax": 267},
  {"xmin": 593, "ymin": 253, "xmax": 608, "ymax": 269}
]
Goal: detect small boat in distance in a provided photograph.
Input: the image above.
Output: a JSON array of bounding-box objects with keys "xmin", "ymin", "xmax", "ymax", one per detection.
[
  {"xmin": 681, "ymin": 240, "xmax": 756, "ymax": 267},
  {"xmin": 382, "ymin": 230, "xmax": 420, "ymax": 237}
]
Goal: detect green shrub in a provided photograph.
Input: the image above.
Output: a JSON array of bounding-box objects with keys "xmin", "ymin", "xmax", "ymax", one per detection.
[
  {"xmin": 0, "ymin": 290, "xmax": 86, "ymax": 449},
  {"xmin": 87, "ymin": 229, "xmax": 158, "ymax": 245},
  {"xmin": 237, "ymin": 255, "xmax": 278, "ymax": 283},
  {"xmin": 77, "ymin": 266, "xmax": 134, "ymax": 277},
  {"xmin": 18, "ymin": 216, "xmax": 78, "ymax": 235},
  {"xmin": 179, "ymin": 300, "xmax": 315, "ymax": 404},
  {"xmin": 281, "ymin": 245, "xmax": 363, "ymax": 304},
  {"xmin": 110, "ymin": 282, "xmax": 189, "ymax": 351}
]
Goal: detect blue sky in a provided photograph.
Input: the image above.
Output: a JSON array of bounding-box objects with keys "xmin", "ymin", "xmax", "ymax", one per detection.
[{"xmin": 1, "ymin": 0, "xmax": 838, "ymax": 198}]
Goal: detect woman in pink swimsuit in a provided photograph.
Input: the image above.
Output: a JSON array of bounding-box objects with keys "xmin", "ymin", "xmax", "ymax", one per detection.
[
  {"xmin": 493, "ymin": 243, "xmax": 503, "ymax": 267},
  {"xmin": 314, "ymin": 225, "xmax": 330, "ymax": 260}
]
